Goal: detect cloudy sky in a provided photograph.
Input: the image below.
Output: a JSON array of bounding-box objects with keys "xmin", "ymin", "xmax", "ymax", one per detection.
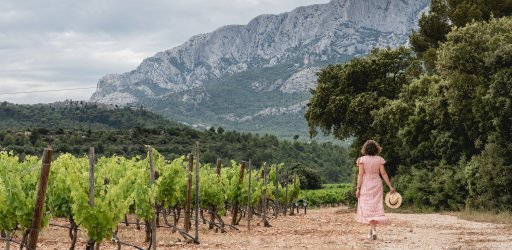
[{"xmin": 0, "ymin": 0, "xmax": 329, "ymax": 104}]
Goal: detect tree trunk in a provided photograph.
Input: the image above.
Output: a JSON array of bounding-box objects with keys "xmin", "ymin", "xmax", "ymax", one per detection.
[
  {"xmin": 208, "ymin": 206, "xmax": 215, "ymax": 230},
  {"xmin": 144, "ymin": 220, "xmax": 151, "ymax": 242},
  {"xmin": 85, "ymin": 240, "xmax": 95, "ymax": 250},
  {"xmin": 69, "ymin": 217, "xmax": 78, "ymax": 250},
  {"xmin": 20, "ymin": 229, "xmax": 29, "ymax": 250},
  {"xmin": 124, "ymin": 214, "xmax": 129, "ymax": 226}
]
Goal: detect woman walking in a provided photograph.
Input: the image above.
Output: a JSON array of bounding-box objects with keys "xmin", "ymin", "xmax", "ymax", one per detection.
[{"xmin": 355, "ymin": 140, "xmax": 395, "ymax": 240}]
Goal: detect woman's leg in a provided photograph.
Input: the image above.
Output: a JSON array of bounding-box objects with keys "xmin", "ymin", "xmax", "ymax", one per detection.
[{"xmin": 370, "ymin": 221, "xmax": 377, "ymax": 240}]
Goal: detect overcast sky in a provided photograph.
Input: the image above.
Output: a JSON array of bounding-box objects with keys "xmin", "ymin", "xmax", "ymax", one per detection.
[{"xmin": 0, "ymin": 0, "xmax": 329, "ymax": 104}]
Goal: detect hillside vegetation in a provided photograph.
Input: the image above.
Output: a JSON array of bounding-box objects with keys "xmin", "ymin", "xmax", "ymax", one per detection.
[
  {"xmin": 0, "ymin": 101, "xmax": 351, "ymax": 185},
  {"xmin": 306, "ymin": 1, "xmax": 512, "ymax": 212}
]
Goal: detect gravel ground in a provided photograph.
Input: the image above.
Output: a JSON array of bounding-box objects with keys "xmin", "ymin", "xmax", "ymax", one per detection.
[{"xmin": 7, "ymin": 206, "xmax": 511, "ymax": 249}]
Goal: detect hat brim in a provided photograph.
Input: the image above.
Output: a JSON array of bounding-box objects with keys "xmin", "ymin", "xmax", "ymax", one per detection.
[{"xmin": 385, "ymin": 192, "xmax": 402, "ymax": 209}]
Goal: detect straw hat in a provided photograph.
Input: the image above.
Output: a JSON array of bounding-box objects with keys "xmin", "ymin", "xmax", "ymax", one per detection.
[{"xmin": 385, "ymin": 192, "xmax": 402, "ymax": 209}]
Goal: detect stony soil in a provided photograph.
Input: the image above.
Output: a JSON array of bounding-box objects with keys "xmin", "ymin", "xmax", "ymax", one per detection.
[{"xmin": 7, "ymin": 206, "xmax": 512, "ymax": 249}]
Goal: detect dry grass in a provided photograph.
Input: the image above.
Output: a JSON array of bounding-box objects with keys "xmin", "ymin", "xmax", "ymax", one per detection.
[{"xmin": 446, "ymin": 210, "xmax": 512, "ymax": 225}]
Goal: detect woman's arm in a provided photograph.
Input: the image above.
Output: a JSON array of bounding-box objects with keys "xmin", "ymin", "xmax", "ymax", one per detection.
[
  {"xmin": 379, "ymin": 164, "xmax": 395, "ymax": 193},
  {"xmin": 356, "ymin": 162, "xmax": 364, "ymax": 198}
]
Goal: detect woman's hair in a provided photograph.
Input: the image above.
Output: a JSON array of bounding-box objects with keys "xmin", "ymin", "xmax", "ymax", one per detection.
[{"xmin": 361, "ymin": 140, "xmax": 382, "ymax": 156}]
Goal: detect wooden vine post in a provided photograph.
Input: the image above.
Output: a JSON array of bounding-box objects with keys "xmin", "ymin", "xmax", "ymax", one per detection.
[
  {"xmin": 262, "ymin": 163, "xmax": 271, "ymax": 227},
  {"xmin": 89, "ymin": 147, "xmax": 95, "ymax": 207},
  {"xmin": 85, "ymin": 147, "xmax": 95, "ymax": 250},
  {"xmin": 274, "ymin": 164, "xmax": 279, "ymax": 219},
  {"xmin": 26, "ymin": 148, "xmax": 53, "ymax": 250},
  {"xmin": 216, "ymin": 159, "xmax": 222, "ymax": 176},
  {"xmin": 184, "ymin": 154, "xmax": 193, "ymax": 232},
  {"xmin": 194, "ymin": 142, "xmax": 200, "ymax": 243},
  {"xmin": 231, "ymin": 161, "xmax": 246, "ymax": 225},
  {"xmin": 290, "ymin": 175, "xmax": 296, "ymax": 216},
  {"xmin": 209, "ymin": 159, "xmax": 222, "ymax": 230},
  {"xmin": 284, "ymin": 170, "xmax": 289, "ymax": 216},
  {"xmin": 148, "ymin": 146, "xmax": 157, "ymax": 250},
  {"xmin": 5, "ymin": 231, "xmax": 10, "ymax": 250},
  {"xmin": 247, "ymin": 159, "xmax": 252, "ymax": 231}
]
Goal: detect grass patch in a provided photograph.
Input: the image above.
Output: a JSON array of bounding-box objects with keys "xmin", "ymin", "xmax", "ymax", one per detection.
[{"xmin": 445, "ymin": 210, "xmax": 512, "ymax": 225}]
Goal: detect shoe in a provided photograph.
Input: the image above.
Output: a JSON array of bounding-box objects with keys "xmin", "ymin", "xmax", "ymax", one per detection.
[{"xmin": 372, "ymin": 230, "xmax": 377, "ymax": 240}]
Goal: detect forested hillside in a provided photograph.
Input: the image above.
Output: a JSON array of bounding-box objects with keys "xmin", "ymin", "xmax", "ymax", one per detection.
[
  {"xmin": 0, "ymin": 101, "xmax": 350, "ymax": 186},
  {"xmin": 306, "ymin": 1, "xmax": 512, "ymax": 211}
]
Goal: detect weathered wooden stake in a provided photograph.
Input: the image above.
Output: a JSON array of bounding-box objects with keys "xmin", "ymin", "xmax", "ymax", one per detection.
[
  {"xmin": 290, "ymin": 175, "xmax": 296, "ymax": 216},
  {"xmin": 247, "ymin": 159, "xmax": 252, "ymax": 231},
  {"xmin": 89, "ymin": 147, "xmax": 95, "ymax": 207},
  {"xmin": 5, "ymin": 231, "xmax": 10, "ymax": 250},
  {"xmin": 216, "ymin": 158, "xmax": 221, "ymax": 176},
  {"xmin": 184, "ymin": 154, "xmax": 193, "ymax": 232},
  {"xmin": 274, "ymin": 164, "xmax": 279, "ymax": 219},
  {"xmin": 284, "ymin": 170, "xmax": 289, "ymax": 216},
  {"xmin": 148, "ymin": 146, "xmax": 157, "ymax": 250},
  {"xmin": 231, "ymin": 161, "xmax": 246, "ymax": 225},
  {"xmin": 262, "ymin": 163, "xmax": 271, "ymax": 227},
  {"xmin": 86, "ymin": 147, "xmax": 96, "ymax": 250},
  {"xmin": 27, "ymin": 148, "xmax": 53, "ymax": 250},
  {"xmin": 210, "ymin": 158, "xmax": 222, "ymax": 230},
  {"xmin": 194, "ymin": 142, "xmax": 200, "ymax": 243}
]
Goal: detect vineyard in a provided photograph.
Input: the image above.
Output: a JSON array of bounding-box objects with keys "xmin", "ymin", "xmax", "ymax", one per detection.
[
  {"xmin": 299, "ymin": 184, "xmax": 352, "ymax": 207},
  {"xmin": 0, "ymin": 145, "xmax": 302, "ymax": 250}
]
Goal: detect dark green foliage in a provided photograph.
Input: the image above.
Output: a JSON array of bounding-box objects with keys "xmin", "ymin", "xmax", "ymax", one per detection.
[
  {"xmin": 395, "ymin": 160, "xmax": 467, "ymax": 211},
  {"xmin": 0, "ymin": 102, "xmax": 351, "ymax": 184},
  {"xmin": 289, "ymin": 165, "xmax": 324, "ymax": 190},
  {"xmin": 465, "ymin": 144, "xmax": 512, "ymax": 212},
  {"xmin": 0, "ymin": 102, "xmax": 174, "ymax": 130},
  {"xmin": 400, "ymin": 18, "xmax": 512, "ymax": 211},
  {"xmin": 410, "ymin": 0, "xmax": 512, "ymax": 71},
  {"xmin": 305, "ymin": 46, "xmax": 421, "ymax": 175},
  {"xmin": 307, "ymin": 16, "xmax": 512, "ymax": 211}
]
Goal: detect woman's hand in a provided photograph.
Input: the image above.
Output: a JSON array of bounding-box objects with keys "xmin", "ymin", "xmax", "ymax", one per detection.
[
  {"xmin": 356, "ymin": 189, "xmax": 360, "ymax": 199},
  {"xmin": 389, "ymin": 187, "xmax": 396, "ymax": 194}
]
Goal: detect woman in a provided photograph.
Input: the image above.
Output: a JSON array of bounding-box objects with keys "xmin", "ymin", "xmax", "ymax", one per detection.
[{"xmin": 355, "ymin": 140, "xmax": 395, "ymax": 240}]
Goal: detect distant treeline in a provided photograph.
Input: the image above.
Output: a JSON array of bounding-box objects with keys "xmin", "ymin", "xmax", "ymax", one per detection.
[{"xmin": 0, "ymin": 101, "xmax": 350, "ymax": 188}]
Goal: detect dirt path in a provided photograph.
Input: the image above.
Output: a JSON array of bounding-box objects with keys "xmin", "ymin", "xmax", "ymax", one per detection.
[{"xmin": 24, "ymin": 207, "xmax": 512, "ymax": 249}]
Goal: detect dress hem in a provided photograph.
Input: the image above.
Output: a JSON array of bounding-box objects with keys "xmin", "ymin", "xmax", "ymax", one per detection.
[{"xmin": 356, "ymin": 216, "xmax": 390, "ymax": 225}]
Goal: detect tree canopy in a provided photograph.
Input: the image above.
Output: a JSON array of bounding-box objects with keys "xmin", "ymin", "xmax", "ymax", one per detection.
[
  {"xmin": 410, "ymin": 0, "xmax": 512, "ymax": 71},
  {"xmin": 306, "ymin": 16, "xmax": 512, "ymax": 211}
]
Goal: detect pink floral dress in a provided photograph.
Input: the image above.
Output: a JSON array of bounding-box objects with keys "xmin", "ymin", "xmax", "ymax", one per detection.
[{"xmin": 356, "ymin": 155, "xmax": 390, "ymax": 224}]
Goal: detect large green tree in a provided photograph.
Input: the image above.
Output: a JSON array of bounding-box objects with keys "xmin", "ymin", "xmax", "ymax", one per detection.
[
  {"xmin": 410, "ymin": 0, "xmax": 512, "ymax": 71},
  {"xmin": 305, "ymin": 47, "xmax": 420, "ymax": 175},
  {"xmin": 396, "ymin": 17, "xmax": 512, "ymax": 211},
  {"xmin": 306, "ymin": 16, "xmax": 512, "ymax": 211}
]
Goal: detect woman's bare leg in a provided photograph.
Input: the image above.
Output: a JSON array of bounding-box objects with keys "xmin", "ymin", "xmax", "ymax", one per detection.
[{"xmin": 370, "ymin": 221, "xmax": 377, "ymax": 240}]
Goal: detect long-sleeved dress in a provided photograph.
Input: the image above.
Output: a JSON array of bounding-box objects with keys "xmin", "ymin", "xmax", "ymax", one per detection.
[{"xmin": 356, "ymin": 155, "xmax": 390, "ymax": 224}]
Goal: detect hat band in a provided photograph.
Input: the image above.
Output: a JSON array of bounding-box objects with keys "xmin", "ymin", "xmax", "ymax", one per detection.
[{"xmin": 389, "ymin": 199, "xmax": 398, "ymax": 205}]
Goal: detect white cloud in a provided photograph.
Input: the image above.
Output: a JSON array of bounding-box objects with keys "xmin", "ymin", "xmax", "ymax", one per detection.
[{"xmin": 0, "ymin": 0, "xmax": 329, "ymax": 104}]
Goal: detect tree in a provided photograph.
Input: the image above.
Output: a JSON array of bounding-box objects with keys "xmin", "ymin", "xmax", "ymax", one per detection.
[
  {"xmin": 436, "ymin": 16, "xmax": 512, "ymax": 155},
  {"xmin": 216, "ymin": 127, "xmax": 225, "ymax": 134},
  {"xmin": 305, "ymin": 47, "xmax": 420, "ymax": 173},
  {"xmin": 410, "ymin": 0, "xmax": 512, "ymax": 71},
  {"xmin": 290, "ymin": 165, "xmax": 323, "ymax": 190},
  {"xmin": 394, "ymin": 17, "xmax": 512, "ymax": 211},
  {"xmin": 409, "ymin": 0, "xmax": 451, "ymax": 71}
]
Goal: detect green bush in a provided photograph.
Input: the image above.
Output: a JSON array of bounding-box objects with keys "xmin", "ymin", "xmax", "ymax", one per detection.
[
  {"xmin": 299, "ymin": 183, "xmax": 352, "ymax": 207},
  {"xmin": 465, "ymin": 144, "xmax": 512, "ymax": 212}
]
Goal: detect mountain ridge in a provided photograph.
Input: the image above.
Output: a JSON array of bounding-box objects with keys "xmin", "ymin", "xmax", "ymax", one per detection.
[{"xmin": 90, "ymin": 0, "xmax": 429, "ymax": 140}]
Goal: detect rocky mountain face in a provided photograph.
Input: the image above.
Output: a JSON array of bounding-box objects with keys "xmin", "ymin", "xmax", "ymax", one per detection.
[{"xmin": 90, "ymin": 0, "xmax": 429, "ymax": 140}]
